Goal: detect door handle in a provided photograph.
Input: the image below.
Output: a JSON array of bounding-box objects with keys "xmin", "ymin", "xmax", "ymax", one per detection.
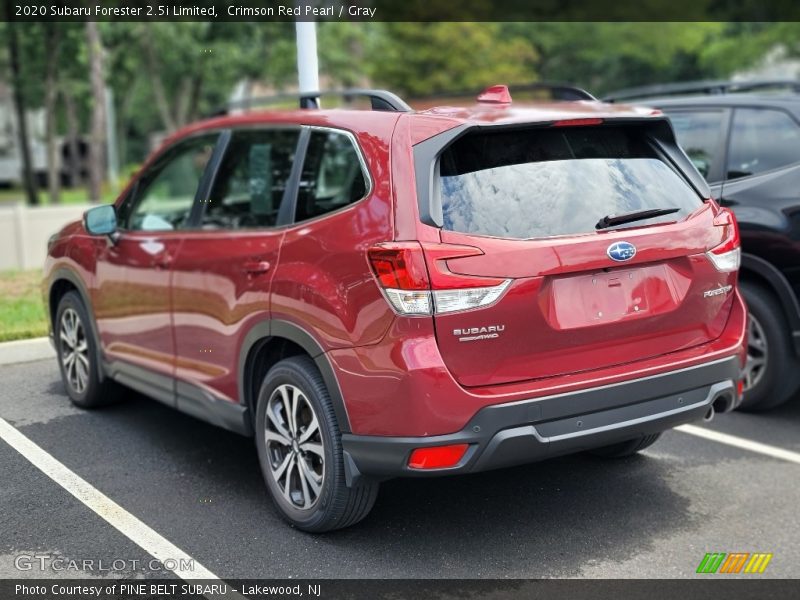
[{"xmin": 243, "ymin": 260, "xmax": 271, "ymax": 275}]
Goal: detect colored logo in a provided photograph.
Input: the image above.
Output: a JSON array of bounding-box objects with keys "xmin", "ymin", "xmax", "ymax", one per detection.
[
  {"xmin": 696, "ymin": 552, "xmax": 773, "ymax": 574},
  {"xmin": 607, "ymin": 241, "xmax": 637, "ymax": 262}
]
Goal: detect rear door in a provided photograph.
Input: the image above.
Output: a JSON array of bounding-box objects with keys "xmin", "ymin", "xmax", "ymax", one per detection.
[
  {"xmin": 422, "ymin": 122, "xmax": 737, "ymax": 387},
  {"xmin": 170, "ymin": 127, "xmax": 300, "ymax": 404}
]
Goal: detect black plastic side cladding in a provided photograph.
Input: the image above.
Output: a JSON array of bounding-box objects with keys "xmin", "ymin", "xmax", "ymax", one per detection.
[{"xmin": 238, "ymin": 320, "xmax": 352, "ymax": 434}]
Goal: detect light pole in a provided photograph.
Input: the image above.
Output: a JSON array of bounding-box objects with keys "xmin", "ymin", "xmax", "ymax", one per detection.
[{"xmin": 295, "ymin": 21, "xmax": 320, "ymax": 108}]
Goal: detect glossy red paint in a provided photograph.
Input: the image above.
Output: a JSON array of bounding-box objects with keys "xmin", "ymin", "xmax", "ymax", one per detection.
[
  {"xmin": 330, "ymin": 289, "xmax": 746, "ymax": 436},
  {"xmin": 430, "ymin": 202, "xmax": 738, "ymax": 388},
  {"xmin": 170, "ymin": 228, "xmax": 283, "ymax": 402},
  {"xmin": 43, "ymin": 98, "xmax": 747, "ymax": 445},
  {"xmin": 93, "ymin": 232, "xmax": 184, "ymax": 376}
]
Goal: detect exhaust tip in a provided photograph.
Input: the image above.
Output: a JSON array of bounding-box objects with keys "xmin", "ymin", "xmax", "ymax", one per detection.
[
  {"xmin": 703, "ymin": 406, "xmax": 715, "ymax": 422},
  {"xmin": 712, "ymin": 393, "xmax": 736, "ymax": 415}
]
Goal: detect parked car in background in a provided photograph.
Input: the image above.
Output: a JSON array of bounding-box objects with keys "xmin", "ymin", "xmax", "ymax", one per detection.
[
  {"xmin": 44, "ymin": 86, "xmax": 746, "ymax": 531},
  {"xmin": 606, "ymin": 81, "xmax": 800, "ymax": 411}
]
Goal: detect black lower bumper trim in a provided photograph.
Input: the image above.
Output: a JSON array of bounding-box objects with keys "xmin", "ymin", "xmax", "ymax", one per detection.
[{"xmin": 342, "ymin": 356, "xmax": 740, "ymax": 483}]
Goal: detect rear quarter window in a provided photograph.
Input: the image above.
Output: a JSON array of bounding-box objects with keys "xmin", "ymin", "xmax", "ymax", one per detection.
[{"xmin": 438, "ymin": 126, "xmax": 702, "ymax": 240}]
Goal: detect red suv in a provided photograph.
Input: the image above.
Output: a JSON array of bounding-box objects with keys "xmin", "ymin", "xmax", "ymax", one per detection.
[{"xmin": 44, "ymin": 86, "xmax": 747, "ymax": 532}]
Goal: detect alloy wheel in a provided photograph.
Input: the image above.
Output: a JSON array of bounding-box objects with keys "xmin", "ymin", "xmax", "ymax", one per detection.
[
  {"xmin": 59, "ymin": 308, "xmax": 90, "ymax": 394},
  {"xmin": 264, "ymin": 384, "xmax": 325, "ymax": 510},
  {"xmin": 742, "ymin": 313, "xmax": 768, "ymax": 392}
]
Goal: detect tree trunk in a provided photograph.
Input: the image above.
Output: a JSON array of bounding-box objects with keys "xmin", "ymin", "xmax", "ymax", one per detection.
[
  {"xmin": 44, "ymin": 24, "xmax": 62, "ymax": 204},
  {"xmin": 8, "ymin": 22, "xmax": 39, "ymax": 205},
  {"xmin": 140, "ymin": 25, "xmax": 177, "ymax": 132},
  {"xmin": 63, "ymin": 89, "xmax": 82, "ymax": 188},
  {"xmin": 86, "ymin": 21, "xmax": 106, "ymax": 204},
  {"xmin": 116, "ymin": 77, "xmax": 137, "ymax": 172}
]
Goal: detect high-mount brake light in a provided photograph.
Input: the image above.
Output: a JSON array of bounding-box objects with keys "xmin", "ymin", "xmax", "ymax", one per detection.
[
  {"xmin": 552, "ymin": 118, "xmax": 604, "ymax": 127},
  {"xmin": 367, "ymin": 243, "xmax": 512, "ymax": 316},
  {"xmin": 707, "ymin": 207, "xmax": 741, "ymax": 273}
]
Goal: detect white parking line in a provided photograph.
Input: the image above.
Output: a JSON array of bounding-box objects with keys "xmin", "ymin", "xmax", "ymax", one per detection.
[
  {"xmin": 0, "ymin": 416, "xmax": 220, "ymax": 581},
  {"xmin": 676, "ymin": 424, "xmax": 800, "ymax": 465}
]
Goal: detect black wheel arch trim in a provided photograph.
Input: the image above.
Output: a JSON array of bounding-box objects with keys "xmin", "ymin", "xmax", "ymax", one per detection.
[
  {"xmin": 740, "ymin": 253, "xmax": 800, "ymax": 355},
  {"xmin": 238, "ymin": 319, "xmax": 351, "ymax": 434},
  {"xmin": 48, "ymin": 267, "xmax": 106, "ymax": 381}
]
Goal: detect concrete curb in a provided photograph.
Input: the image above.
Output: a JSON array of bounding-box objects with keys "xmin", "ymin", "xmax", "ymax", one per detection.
[{"xmin": 0, "ymin": 337, "xmax": 55, "ymax": 366}]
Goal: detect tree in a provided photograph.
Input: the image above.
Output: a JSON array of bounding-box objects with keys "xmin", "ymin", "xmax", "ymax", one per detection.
[
  {"xmin": 44, "ymin": 23, "xmax": 62, "ymax": 204},
  {"xmin": 86, "ymin": 21, "xmax": 106, "ymax": 203},
  {"xmin": 6, "ymin": 21, "xmax": 39, "ymax": 205},
  {"xmin": 124, "ymin": 22, "xmax": 291, "ymax": 135},
  {"xmin": 506, "ymin": 23, "xmax": 723, "ymax": 96},
  {"xmin": 365, "ymin": 23, "xmax": 537, "ymax": 96}
]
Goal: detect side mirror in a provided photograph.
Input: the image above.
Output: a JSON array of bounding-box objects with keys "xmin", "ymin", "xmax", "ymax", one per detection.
[{"xmin": 84, "ymin": 205, "xmax": 118, "ymax": 240}]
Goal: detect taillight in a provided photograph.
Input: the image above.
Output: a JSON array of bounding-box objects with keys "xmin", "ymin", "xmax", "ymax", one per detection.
[
  {"xmin": 432, "ymin": 283, "xmax": 511, "ymax": 314},
  {"xmin": 367, "ymin": 246, "xmax": 428, "ymax": 290},
  {"xmin": 408, "ymin": 444, "xmax": 469, "ymax": 469},
  {"xmin": 367, "ymin": 243, "xmax": 512, "ymax": 316},
  {"xmin": 706, "ymin": 207, "xmax": 741, "ymax": 273}
]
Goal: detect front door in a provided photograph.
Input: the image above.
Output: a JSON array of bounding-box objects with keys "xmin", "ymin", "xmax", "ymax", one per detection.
[{"xmin": 94, "ymin": 133, "xmax": 219, "ymax": 394}]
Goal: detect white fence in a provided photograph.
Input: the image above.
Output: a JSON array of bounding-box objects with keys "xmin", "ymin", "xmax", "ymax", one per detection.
[{"xmin": 0, "ymin": 202, "xmax": 91, "ymax": 271}]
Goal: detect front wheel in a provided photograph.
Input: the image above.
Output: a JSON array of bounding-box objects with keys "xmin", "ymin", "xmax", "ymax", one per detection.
[
  {"xmin": 587, "ymin": 433, "xmax": 662, "ymax": 458},
  {"xmin": 254, "ymin": 356, "xmax": 378, "ymax": 532},
  {"xmin": 55, "ymin": 291, "xmax": 119, "ymax": 408}
]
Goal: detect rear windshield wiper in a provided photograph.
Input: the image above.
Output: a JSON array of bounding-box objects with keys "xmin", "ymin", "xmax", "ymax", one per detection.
[{"xmin": 595, "ymin": 207, "xmax": 680, "ymax": 230}]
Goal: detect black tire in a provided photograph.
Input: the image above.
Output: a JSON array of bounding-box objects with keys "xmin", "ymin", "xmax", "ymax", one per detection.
[
  {"xmin": 54, "ymin": 291, "xmax": 119, "ymax": 408},
  {"xmin": 254, "ymin": 356, "xmax": 379, "ymax": 532},
  {"xmin": 587, "ymin": 433, "xmax": 662, "ymax": 458},
  {"xmin": 738, "ymin": 282, "xmax": 800, "ymax": 411}
]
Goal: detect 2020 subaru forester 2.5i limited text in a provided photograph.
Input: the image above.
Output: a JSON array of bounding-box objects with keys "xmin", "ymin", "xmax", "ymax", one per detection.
[{"xmin": 44, "ymin": 86, "xmax": 747, "ymax": 532}]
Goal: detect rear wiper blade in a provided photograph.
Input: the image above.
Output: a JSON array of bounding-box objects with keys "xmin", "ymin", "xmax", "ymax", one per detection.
[{"xmin": 595, "ymin": 207, "xmax": 680, "ymax": 230}]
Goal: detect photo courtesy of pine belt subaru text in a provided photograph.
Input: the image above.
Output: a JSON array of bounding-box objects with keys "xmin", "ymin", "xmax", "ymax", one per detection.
[{"xmin": 43, "ymin": 85, "xmax": 747, "ymax": 532}]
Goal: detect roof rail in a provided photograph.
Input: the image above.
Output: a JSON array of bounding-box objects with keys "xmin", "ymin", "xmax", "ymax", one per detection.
[
  {"xmin": 217, "ymin": 89, "xmax": 412, "ymax": 115},
  {"xmin": 604, "ymin": 79, "xmax": 800, "ymax": 102},
  {"xmin": 410, "ymin": 82, "xmax": 596, "ymax": 105},
  {"xmin": 508, "ymin": 82, "xmax": 597, "ymax": 101}
]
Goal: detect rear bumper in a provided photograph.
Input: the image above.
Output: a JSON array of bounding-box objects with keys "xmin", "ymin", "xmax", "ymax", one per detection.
[{"xmin": 341, "ymin": 355, "xmax": 740, "ymax": 483}]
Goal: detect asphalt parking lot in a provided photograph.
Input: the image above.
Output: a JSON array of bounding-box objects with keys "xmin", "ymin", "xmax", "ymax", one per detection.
[{"xmin": 1, "ymin": 358, "xmax": 798, "ymax": 580}]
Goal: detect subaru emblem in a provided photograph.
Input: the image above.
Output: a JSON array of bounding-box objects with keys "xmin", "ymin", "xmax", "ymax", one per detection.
[{"xmin": 607, "ymin": 241, "xmax": 637, "ymax": 262}]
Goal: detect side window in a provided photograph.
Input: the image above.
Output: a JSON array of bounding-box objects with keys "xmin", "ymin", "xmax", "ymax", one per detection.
[
  {"xmin": 727, "ymin": 108, "xmax": 800, "ymax": 180},
  {"xmin": 295, "ymin": 130, "xmax": 368, "ymax": 222},
  {"xmin": 667, "ymin": 110, "xmax": 727, "ymax": 180},
  {"xmin": 124, "ymin": 134, "xmax": 218, "ymax": 231},
  {"xmin": 202, "ymin": 129, "xmax": 300, "ymax": 229}
]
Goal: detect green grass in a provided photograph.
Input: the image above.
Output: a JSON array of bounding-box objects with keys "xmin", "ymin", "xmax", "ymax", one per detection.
[{"xmin": 0, "ymin": 270, "xmax": 49, "ymax": 342}]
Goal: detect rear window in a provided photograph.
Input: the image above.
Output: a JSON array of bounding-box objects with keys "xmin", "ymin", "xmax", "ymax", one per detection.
[{"xmin": 438, "ymin": 126, "xmax": 702, "ymax": 240}]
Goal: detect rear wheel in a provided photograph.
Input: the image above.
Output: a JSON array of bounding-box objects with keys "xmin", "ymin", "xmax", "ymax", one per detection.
[
  {"xmin": 255, "ymin": 356, "xmax": 378, "ymax": 532},
  {"xmin": 55, "ymin": 291, "xmax": 119, "ymax": 408},
  {"xmin": 588, "ymin": 433, "xmax": 662, "ymax": 458},
  {"xmin": 739, "ymin": 282, "xmax": 800, "ymax": 411}
]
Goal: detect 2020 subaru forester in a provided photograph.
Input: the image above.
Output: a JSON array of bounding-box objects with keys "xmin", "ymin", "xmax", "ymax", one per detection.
[{"xmin": 44, "ymin": 86, "xmax": 747, "ymax": 531}]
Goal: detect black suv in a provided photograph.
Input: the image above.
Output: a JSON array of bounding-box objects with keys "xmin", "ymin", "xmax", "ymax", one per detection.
[{"xmin": 607, "ymin": 82, "xmax": 800, "ymax": 411}]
